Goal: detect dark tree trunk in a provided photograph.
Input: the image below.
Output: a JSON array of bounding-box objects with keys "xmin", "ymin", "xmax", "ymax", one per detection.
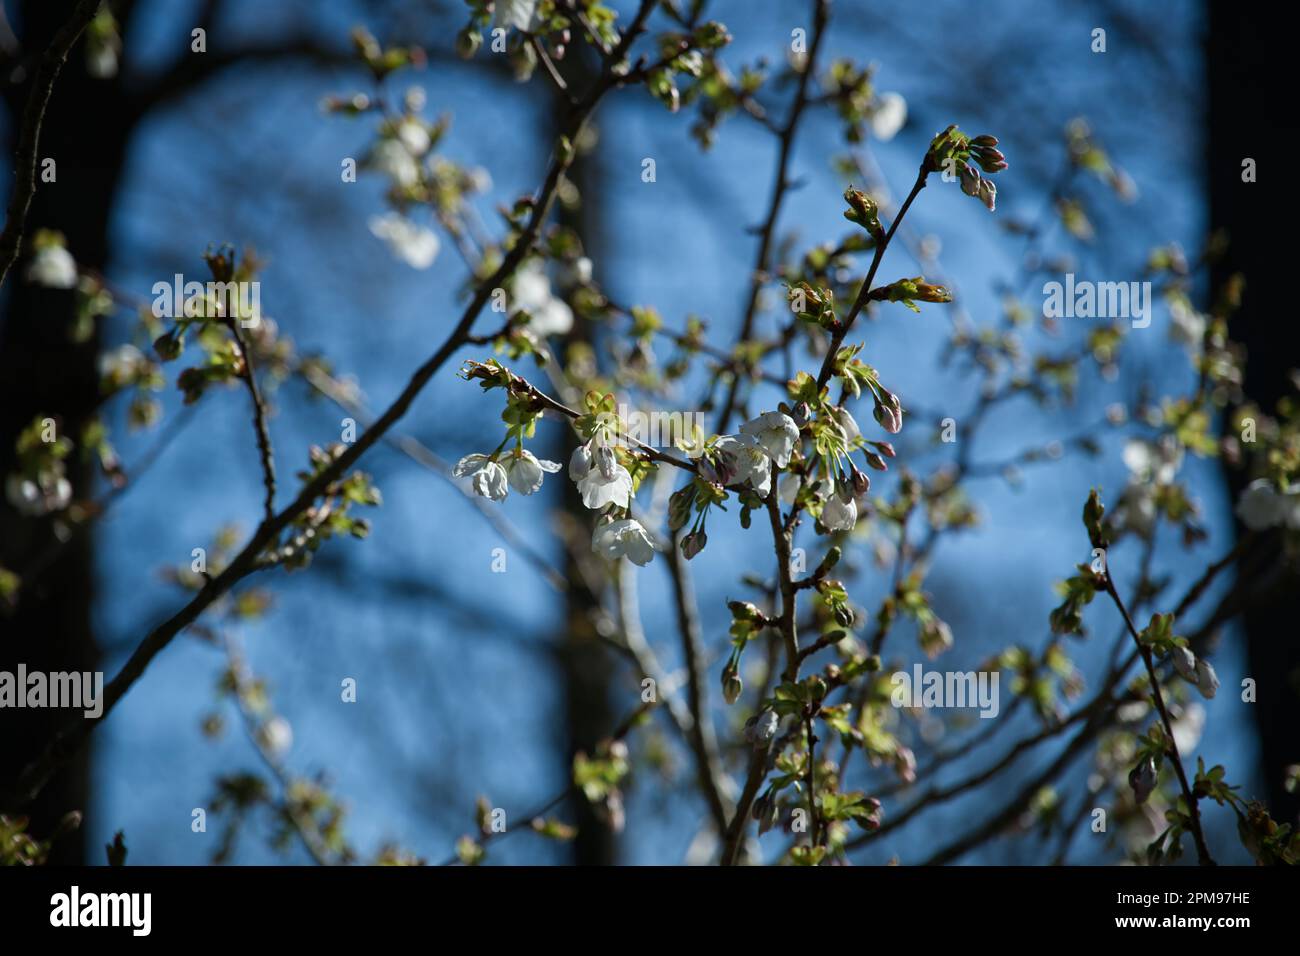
[
  {"xmin": 1206, "ymin": 4, "xmax": 1297, "ymax": 826},
  {"xmin": 550, "ymin": 54, "xmax": 618, "ymax": 865},
  {"xmin": 0, "ymin": 0, "xmax": 137, "ymax": 862}
]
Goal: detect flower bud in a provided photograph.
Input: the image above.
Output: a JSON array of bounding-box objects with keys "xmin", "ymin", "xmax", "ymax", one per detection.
[
  {"xmin": 1171, "ymin": 645, "xmax": 1197, "ymax": 683},
  {"xmin": 1129, "ymin": 757, "xmax": 1157, "ymax": 804},
  {"xmin": 153, "ymin": 330, "xmax": 182, "ymax": 362},
  {"xmin": 851, "ymin": 465, "xmax": 871, "ymax": 496},
  {"xmin": 667, "ymin": 485, "xmax": 693, "ymax": 531},
  {"xmin": 455, "ymin": 27, "xmax": 482, "ymax": 59},
  {"xmin": 971, "ymin": 134, "xmax": 999, "ymax": 148},
  {"xmin": 973, "ymin": 147, "xmax": 1008, "ymax": 174},
  {"xmin": 569, "ymin": 444, "xmax": 592, "ymax": 480},
  {"xmin": 959, "ymin": 162, "xmax": 981, "ymax": 198},
  {"xmin": 873, "ymin": 401, "xmax": 902, "ymax": 435},
  {"xmin": 728, "ymin": 600, "xmax": 761, "ymax": 621},
  {"xmin": 1194, "ymin": 659, "xmax": 1219, "ymax": 699},
  {"xmin": 843, "ymin": 187, "xmax": 885, "ymax": 240},
  {"xmin": 681, "ymin": 528, "xmax": 707, "ymax": 560},
  {"xmin": 863, "ymin": 451, "xmax": 888, "ymax": 471},
  {"xmin": 978, "ymin": 178, "xmax": 997, "ymax": 213},
  {"xmin": 721, "ymin": 664, "xmax": 743, "ymax": 705},
  {"xmin": 752, "ymin": 790, "xmax": 780, "ymax": 834}
]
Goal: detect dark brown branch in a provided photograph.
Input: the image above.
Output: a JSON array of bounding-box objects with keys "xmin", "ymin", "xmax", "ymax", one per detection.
[
  {"xmin": 667, "ymin": 532, "xmax": 731, "ymax": 835},
  {"xmin": 224, "ymin": 318, "xmax": 277, "ymax": 525},
  {"xmin": 1101, "ymin": 567, "xmax": 1215, "ymax": 865},
  {"xmin": 814, "ymin": 165, "xmax": 929, "ymax": 389},
  {"xmin": 713, "ymin": 0, "xmax": 830, "ymax": 433}
]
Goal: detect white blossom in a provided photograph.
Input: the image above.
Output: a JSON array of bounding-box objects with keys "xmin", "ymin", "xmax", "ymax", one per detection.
[
  {"xmin": 592, "ymin": 518, "xmax": 656, "ymax": 566},
  {"xmin": 577, "ymin": 459, "xmax": 633, "ymax": 510},
  {"xmin": 6, "ymin": 473, "xmax": 72, "ymax": 516},
  {"xmin": 740, "ymin": 411, "xmax": 799, "ymax": 468},
  {"xmin": 1171, "ymin": 701, "xmax": 1205, "ymax": 755},
  {"xmin": 833, "ymin": 406, "xmax": 861, "ymax": 443},
  {"xmin": 495, "ymin": 0, "xmax": 539, "ymax": 31},
  {"xmin": 512, "ymin": 262, "xmax": 573, "ymax": 337},
  {"xmin": 397, "ymin": 119, "xmax": 431, "ymax": 157},
  {"xmin": 502, "ymin": 449, "xmax": 561, "ymax": 495},
  {"xmin": 26, "ymin": 245, "xmax": 77, "ymax": 288},
  {"xmin": 98, "ymin": 344, "xmax": 147, "ymax": 386},
  {"xmin": 370, "ymin": 137, "xmax": 421, "ymax": 188},
  {"xmin": 1117, "ymin": 482, "xmax": 1157, "ymax": 538},
  {"xmin": 86, "ymin": 41, "xmax": 119, "ymax": 79},
  {"xmin": 714, "ymin": 434, "xmax": 772, "ymax": 496},
  {"xmin": 257, "ymin": 716, "xmax": 293, "ymax": 755},
  {"xmin": 1122, "ymin": 437, "xmax": 1182, "ymax": 486},
  {"xmin": 453, "ymin": 453, "xmax": 509, "ymax": 501},
  {"xmin": 1169, "ymin": 298, "xmax": 1206, "ymax": 350},
  {"xmin": 870, "ymin": 92, "xmax": 908, "ymax": 142},
  {"xmin": 779, "ymin": 472, "xmax": 801, "ymax": 504},
  {"xmin": 1235, "ymin": 479, "xmax": 1286, "ymax": 531},
  {"xmin": 369, "ymin": 213, "xmax": 440, "ymax": 269},
  {"xmin": 823, "ymin": 490, "xmax": 857, "ymax": 532}
]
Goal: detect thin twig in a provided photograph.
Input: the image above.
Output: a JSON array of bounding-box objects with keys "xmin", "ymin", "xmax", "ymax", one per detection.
[
  {"xmin": 1102, "ymin": 567, "xmax": 1215, "ymax": 865},
  {"xmin": 0, "ymin": 0, "xmax": 102, "ymax": 291}
]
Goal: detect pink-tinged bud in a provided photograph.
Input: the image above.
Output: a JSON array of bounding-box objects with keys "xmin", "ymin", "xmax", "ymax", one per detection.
[
  {"xmin": 681, "ymin": 528, "xmax": 707, "ymax": 560},
  {"xmin": 978, "ymin": 178, "xmax": 997, "ymax": 213},
  {"xmin": 862, "ymin": 451, "xmax": 888, "ymax": 472},
  {"xmin": 873, "ymin": 441, "xmax": 896, "ymax": 458},
  {"xmin": 851, "ymin": 465, "xmax": 871, "ymax": 496},
  {"xmin": 873, "ymin": 401, "xmax": 902, "ymax": 435},
  {"xmin": 973, "ymin": 147, "xmax": 1008, "ymax": 174},
  {"xmin": 971, "ymin": 134, "xmax": 999, "ymax": 148},
  {"xmin": 960, "ymin": 162, "xmax": 981, "ymax": 198}
]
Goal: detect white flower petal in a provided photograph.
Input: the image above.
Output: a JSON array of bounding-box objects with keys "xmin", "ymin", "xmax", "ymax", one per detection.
[
  {"xmin": 870, "ymin": 92, "xmax": 907, "ymax": 142},
  {"xmin": 369, "ymin": 213, "xmax": 440, "ymax": 269}
]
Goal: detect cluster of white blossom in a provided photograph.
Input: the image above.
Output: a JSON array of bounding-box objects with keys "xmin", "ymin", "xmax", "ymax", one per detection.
[
  {"xmin": 453, "ymin": 407, "xmax": 827, "ymax": 568},
  {"xmin": 1235, "ymin": 478, "xmax": 1300, "ymax": 532}
]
